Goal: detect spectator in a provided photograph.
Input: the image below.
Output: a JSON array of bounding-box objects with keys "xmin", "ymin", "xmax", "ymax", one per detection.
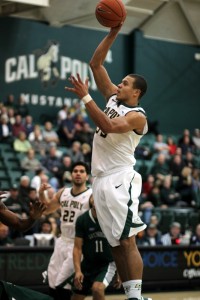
[
  {"xmin": 0, "ymin": 223, "xmax": 13, "ymax": 246},
  {"xmin": 15, "ymin": 95, "xmax": 29, "ymax": 118},
  {"xmin": 30, "ymin": 129, "xmax": 48, "ymax": 157},
  {"xmin": 161, "ymin": 222, "xmax": 184, "ymax": 245},
  {"xmin": 57, "ymin": 104, "xmax": 68, "ymax": 125},
  {"xmin": 191, "ymin": 168, "xmax": 200, "ymax": 208},
  {"xmin": 81, "ymin": 142, "xmax": 92, "ymax": 167},
  {"xmin": 176, "ymin": 166, "xmax": 195, "ymax": 207},
  {"xmin": 139, "ymin": 224, "xmax": 163, "ymax": 246},
  {"xmin": 178, "ymin": 129, "xmax": 194, "ymax": 148},
  {"xmin": 0, "ymin": 104, "xmax": 8, "ymax": 118},
  {"xmin": 150, "ymin": 153, "xmax": 170, "ymax": 186},
  {"xmin": 21, "ymin": 148, "xmax": 43, "ymax": 172},
  {"xmin": 4, "ymin": 184, "xmax": 23, "ymax": 215},
  {"xmin": 179, "ymin": 135, "xmax": 195, "ymax": 155},
  {"xmin": 13, "ymin": 131, "xmax": 32, "ymax": 153},
  {"xmin": 42, "ymin": 121, "xmax": 60, "ymax": 147},
  {"xmin": 57, "ymin": 111, "xmax": 76, "ymax": 147},
  {"xmin": 67, "ymin": 141, "xmax": 84, "ymax": 163},
  {"xmin": 29, "ymin": 124, "xmax": 43, "ymax": 142},
  {"xmin": 31, "ymin": 169, "xmax": 47, "ymax": 193},
  {"xmin": 192, "ymin": 128, "xmax": 200, "ymax": 150},
  {"xmin": 7, "ymin": 107, "xmax": 16, "ymax": 125},
  {"xmin": 169, "ymin": 154, "xmax": 185, "ymax": 180},
  {"xmin": 12, "ymin": 114, "xmax": 26, "ymax": 138},
  {"xmin": 141, "ymin": 174, "xmax": 155, "ymax": 200},
  {"xmin": 160, "ymin": 176, "xmax": 181, "ymax": 207},
  {"xmin": 184, "ymin": 151, "xmax": 197, "ymax": 169},
  {"xmin": 24, "ymin": 115, "xmax": 35, "ymax": 137},
  {"xmin": 140, "ymin": 185, "xmax": 162, "ymax": 225},
  {"xmin": 57, "ymin": 155, "xmax": 72, "ymax": 186},
  {"xmin": 39, "ymin": 218, "xmax": 53, "ymax": 234},
  {"xmin": 4, "ymin": 94, "xmax": 15, "ymax": 109},
  {"xmin": 77, "ymin": 122, "xmax": 94, "ymax": 145},
  {"xmin": 40, "ymin": 146, "xmax": 61, "ymax": 190},
  {"xmin": 190, "ymin": 224, "xmax": 200, "ymax": 245},
  {"xmin": 149, "ymin": 214, "xmax": 160, "ymax": 227},
  {"xmin": 167, "ymin": 136, "xmax": 177, "ymax": 156},
  {"xmin": 153, "ymin": 134, "xmax": 169, "ymax": 157},
  {"xmin": 18, "ymin": 175, "xmax": 31, "ymax": 212},
  {"xmin": 0, "ymin": 114, "xmax": 13, "ymax": 144}
]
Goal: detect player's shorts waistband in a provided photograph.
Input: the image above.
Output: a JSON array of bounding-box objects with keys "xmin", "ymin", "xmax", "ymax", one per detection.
[
  {"xmin": 60, "ymin": 236, "xmax": 74, "ymax": 242},
  {"xmin": 92, "ymin": 165, "xmax": 135, "ymax": 177}
]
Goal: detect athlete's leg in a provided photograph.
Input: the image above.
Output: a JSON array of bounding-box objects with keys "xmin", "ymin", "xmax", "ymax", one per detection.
[
  {"xmin": 91, "ymin": 282, "xmax": 106, "ymax": 300},
  {"xmin": 111, "ymin": 235, "xmax": 145, "ymax": 300},
  {"xmin": 111, "ymin": 235, "xmax": 143, "ymax": 281}
]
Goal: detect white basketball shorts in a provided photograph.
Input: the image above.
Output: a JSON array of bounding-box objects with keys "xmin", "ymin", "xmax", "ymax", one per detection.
[
  {"xmin": 92, "ymin": 168, "xmax": 146, "ymax": 247},
  {"xmin": 47, "ymin": 236, "xmax": 74, "ymax": 289}
]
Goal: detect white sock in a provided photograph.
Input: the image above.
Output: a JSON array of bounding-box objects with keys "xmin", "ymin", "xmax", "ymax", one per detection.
[{"xmin": 122, "ymin": 279, "xmax": 142, "ymax": 299}]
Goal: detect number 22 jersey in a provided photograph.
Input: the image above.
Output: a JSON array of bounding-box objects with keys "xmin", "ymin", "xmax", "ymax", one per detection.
[{"xmin": 59, "ymin": 187, "xmax": 92, "ymax": 239}]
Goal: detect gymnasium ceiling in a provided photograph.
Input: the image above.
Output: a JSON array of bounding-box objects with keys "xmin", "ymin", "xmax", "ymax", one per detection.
[{"xmin": 0, "ymin": 0, "xmax": 200, "ymax": 45}]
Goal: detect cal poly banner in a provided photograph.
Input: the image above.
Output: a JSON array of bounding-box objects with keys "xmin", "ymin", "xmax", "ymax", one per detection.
[
  {"xmin": 0, "ymin": 17, "xmax": 128, "ymax": 123},
  {"xmin": 0, "ymin": 281, "xmax": 53, "ymax": 300}
]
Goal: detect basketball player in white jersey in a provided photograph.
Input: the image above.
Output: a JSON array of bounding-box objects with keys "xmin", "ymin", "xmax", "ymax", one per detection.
[
  {"xmin": 65, "ymin": 25, "xmax": 152, "ymax": 300},
  {"xmin": 39, "ymin": 161, "xmax": 92, "ymax": 300}
]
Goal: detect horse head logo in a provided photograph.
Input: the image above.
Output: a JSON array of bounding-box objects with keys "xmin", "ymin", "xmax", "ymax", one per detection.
[{"xmin": 36, "ymin": 41, "xmax": 60, "ymax": 88}]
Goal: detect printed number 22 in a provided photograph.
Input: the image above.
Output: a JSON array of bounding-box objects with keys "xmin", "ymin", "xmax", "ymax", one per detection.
[{"xmin": 63, "ymin": 210, "xmax": 75, "ymax": 222}]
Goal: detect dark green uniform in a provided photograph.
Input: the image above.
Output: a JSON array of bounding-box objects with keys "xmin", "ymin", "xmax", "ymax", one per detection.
[{"xmin": 74, "ymin": 210, "xmax": 116, "ymax": 295}]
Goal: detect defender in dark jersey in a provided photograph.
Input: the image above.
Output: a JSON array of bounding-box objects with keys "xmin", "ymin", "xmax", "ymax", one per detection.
[{"xmin": 71, "ymin": 200, "xmax": 119, "ymax": 300}]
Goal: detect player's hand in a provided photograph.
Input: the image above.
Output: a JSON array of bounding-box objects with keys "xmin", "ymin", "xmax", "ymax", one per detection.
[
  {"xmin": 0, "ymin": 190, "xmax": 9, "ymax": 201},
  {"xmin": 74, "ymin": 271, "xmax": 84, "ymax": 290},
  {"xmin": 65, "ymin": 73, "xmax": 89, "ymax": 100},
  {"xmin": 29, "ymin": 200, "xmax": 47, "ymax": 220},
  {"xmin": 38, "ymin": 183, "xmax": 51, "ymax": 195}
]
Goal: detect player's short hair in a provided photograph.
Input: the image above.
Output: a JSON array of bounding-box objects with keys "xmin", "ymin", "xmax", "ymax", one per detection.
[
  {"xmin": 128, "ymin": 74, "xmax": 147, "ymax": 99},
  {"xmin": 71, "ymin": 161, "xmax": 90, "ymax": 174}
]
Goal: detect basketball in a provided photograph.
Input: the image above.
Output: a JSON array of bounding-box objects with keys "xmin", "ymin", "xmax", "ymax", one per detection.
[{"xmin": 95, "ymin": 0, "xmax": 127, "ymax": 28}]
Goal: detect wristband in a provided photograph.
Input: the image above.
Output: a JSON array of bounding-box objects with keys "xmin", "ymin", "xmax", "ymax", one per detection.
[{"xmin": 81, "ymin": 94, "xmax": 92, "ymax": 104}]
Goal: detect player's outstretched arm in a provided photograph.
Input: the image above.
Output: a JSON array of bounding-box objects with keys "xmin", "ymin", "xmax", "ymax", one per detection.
[
  {"xmin": 0, "ymin": 192, "xmax": 46, "ymax": 231},
  {"xmin": 38, "ymin": 183, "xmax": 61, "ymax": 215},
  {"xmin": 89, "ymin": 27, "xmax": 121, "ymax": 99}
]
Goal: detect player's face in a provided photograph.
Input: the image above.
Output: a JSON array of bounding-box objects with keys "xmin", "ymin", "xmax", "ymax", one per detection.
[
  {"xmin": 116, "ymin": 76, "xmax": 140, "ymax": 102},
  {"xmin": 71, "ymin": 165, "xmax": 88, "ymax": 186}
]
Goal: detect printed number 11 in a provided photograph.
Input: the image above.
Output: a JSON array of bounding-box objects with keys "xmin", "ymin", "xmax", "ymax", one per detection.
[{"xmin": 95, "ymin": 240, "xmax": 103, "ymax": 252}]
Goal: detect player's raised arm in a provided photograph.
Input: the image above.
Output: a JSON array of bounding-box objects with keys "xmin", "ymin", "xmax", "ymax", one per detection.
[
  {"xmin": 38, "ymin": 183, "xmax": 62, "ymax": 215},
  {"xmin": 89, "ymin": 27, "xmax": 121, "ymax": 100},
  {"xmin": 0, "ymin": 191, "xmax": 46, "ymax": 231}
]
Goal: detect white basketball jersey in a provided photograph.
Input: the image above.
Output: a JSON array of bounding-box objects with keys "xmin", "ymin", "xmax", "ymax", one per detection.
[
  {"xmin": 59, "ymin": 187, "xmax": 92, "ymax": 239},
  {"xmin": 91, "ymin": 95, "xmax": 148, "ymax": 176}
]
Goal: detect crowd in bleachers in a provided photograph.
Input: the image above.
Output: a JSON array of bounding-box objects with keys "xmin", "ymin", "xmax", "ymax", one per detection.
[{"xmin": 0, "ymin": 94, "xmax": 200, "ymax": 247}]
